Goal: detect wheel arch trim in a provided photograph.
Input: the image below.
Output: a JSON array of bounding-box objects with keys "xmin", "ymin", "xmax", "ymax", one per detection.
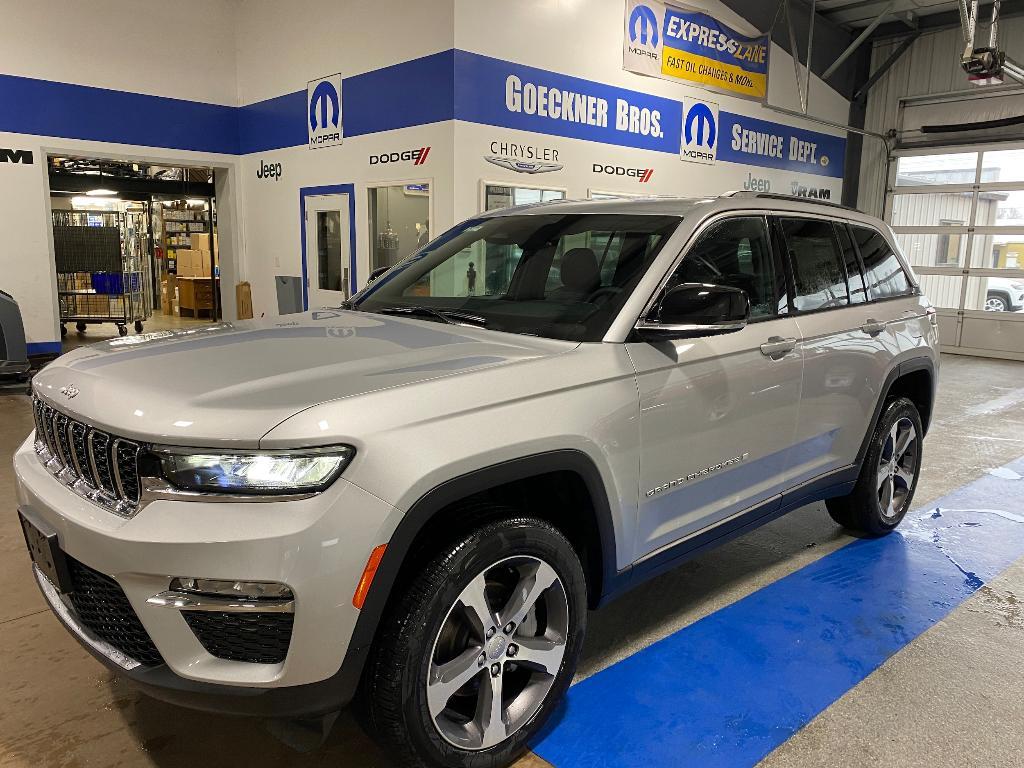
[{"xmin": 339, "ymin": 449, "xmax": 619, "ymax": 688}]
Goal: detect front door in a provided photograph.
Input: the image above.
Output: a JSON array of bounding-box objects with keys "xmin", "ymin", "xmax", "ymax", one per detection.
[
  {"xmin": 305, "ymin": 193, "xmax": 352, "ymax": 308},
  {"xmin": 628, "ymin": 215, "xmax": 805, "ymax": 560}
]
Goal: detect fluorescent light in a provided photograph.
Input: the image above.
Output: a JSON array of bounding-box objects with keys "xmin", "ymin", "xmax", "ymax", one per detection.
[{"xmin": 85, "ymin": 188, "xmax": 116, "ymax": 196}]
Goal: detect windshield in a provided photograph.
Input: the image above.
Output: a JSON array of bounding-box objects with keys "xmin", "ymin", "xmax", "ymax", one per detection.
[{"xmin": 352, "ymin": 213, "xmax": 681, "ymax": 341}]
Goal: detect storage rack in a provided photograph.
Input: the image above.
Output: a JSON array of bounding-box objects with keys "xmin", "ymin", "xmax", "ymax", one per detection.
[{"xmin": 53, "ymin": 210, "xmax": 151, "ymax": 337}]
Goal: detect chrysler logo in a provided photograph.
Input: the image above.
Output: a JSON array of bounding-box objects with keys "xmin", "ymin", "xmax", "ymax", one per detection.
[
  {"xmin": 60, "ymin": 385, "xmax": 79, "ymax": 399},
  {"xmin": 485, "ymin": 156, "xmax": 563, "ymax": 174}
]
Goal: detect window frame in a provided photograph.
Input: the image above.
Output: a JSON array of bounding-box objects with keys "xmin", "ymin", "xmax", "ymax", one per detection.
[
  {"xmin": 773, "ymin": 215, "xmax": 853, "ymax": 315},
  {"xmin": 639, "ymin": 213, "xmax": 789, "ymax": 325},
  {"xmin": 833, "ymin": 221, "xmax": 869, "ymax": 305},
  {"xmin": 848, "ymin": 222, "xmax": 918, "ymax": 303}
]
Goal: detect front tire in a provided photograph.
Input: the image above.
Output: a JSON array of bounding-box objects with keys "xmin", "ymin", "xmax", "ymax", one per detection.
[
  {"xmin": 827, "ymin": 396, "xmax": 923, "ymax": 536},
  {"xmin": 360, "ymin": 515, "xmax": 587, "ymax": 768}
]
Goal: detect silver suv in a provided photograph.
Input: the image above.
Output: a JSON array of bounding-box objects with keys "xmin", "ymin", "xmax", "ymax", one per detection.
[{"xmin": 15, "ymin": 193, "xmax": 938, "ymax": 768}]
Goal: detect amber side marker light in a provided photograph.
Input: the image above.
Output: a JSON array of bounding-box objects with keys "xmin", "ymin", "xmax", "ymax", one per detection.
[{"xmin": 353, "ymin": 543, "xmax": 388, "ymax": 609}]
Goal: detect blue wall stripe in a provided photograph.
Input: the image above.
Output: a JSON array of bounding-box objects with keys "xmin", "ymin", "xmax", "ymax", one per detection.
[
  {"xmin": 238, "ymin": 90, "xmax": 306, "ymax": 155},
  {"xmin": 531, "ymin": 457, "xmax": 1024, "ymax": 768},
  {"xmin": 0, "ymin": 73, "xmax": 238, "ymax": 154}
]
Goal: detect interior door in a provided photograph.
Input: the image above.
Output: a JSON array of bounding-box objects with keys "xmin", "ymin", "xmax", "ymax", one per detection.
[
  {"xmin": 628, "ymin": 215, "xmax": 805, "ymax": 560},
  {"xmin": 305, "ymin": 193, "xmax": 351, "ymax": 308}
]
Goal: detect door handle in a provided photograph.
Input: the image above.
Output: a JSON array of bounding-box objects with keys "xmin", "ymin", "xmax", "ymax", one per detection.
[
  {"xmin": 861, "ymin": 318, "xmax": 886, "ymax": 336},
  {"xmin": 760, "ymin": 336, "xmax": 797, "ymax": 359}
]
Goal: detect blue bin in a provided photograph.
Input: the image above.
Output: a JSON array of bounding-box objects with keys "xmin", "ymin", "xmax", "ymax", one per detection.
[{"xmin": 91, "ymin": 273, "xmax": 124, "ymax": 294}]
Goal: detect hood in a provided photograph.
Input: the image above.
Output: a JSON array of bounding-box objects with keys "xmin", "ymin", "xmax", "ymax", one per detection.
[{"xmin": 32, "ymin": 310, "xmax": 576, "ymax": 447}]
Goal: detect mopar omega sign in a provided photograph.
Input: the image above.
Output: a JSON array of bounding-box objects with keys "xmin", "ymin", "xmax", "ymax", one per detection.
[{"xmin": 308, "ymin": 74, "xmax": 343, "ymax": 149}]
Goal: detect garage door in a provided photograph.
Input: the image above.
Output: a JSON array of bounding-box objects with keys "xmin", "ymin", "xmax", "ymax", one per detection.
[{"xmin": 886, "ymin": 145, "xmax": 1024, "ymax": 360}]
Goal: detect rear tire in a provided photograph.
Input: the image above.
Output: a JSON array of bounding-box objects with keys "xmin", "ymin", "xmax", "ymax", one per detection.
[
  {"xmin": 827, "ymin": 396, "xmax": 923, "ymax": 536},
  {"xmin": 359, "ymin": 514, "xmax": 587, "ymax": 768}
]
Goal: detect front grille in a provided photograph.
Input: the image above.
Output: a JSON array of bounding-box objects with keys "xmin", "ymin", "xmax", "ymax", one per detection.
[
  {"xmin": 66, "ymin": 556, "xmax": 164, "ymax": 667},
  {"xmin": 182, "ymin": 611, "xmax": 294, "ymax": 665},
  {"xmin": 32, "ymin": 396, "xmax": 142, "ymax": 515}
]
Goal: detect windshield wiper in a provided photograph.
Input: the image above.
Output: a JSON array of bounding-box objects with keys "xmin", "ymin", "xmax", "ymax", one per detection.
[{"xmin": 377, "ymin": 306, "xmax": 488, "ymax": 327}]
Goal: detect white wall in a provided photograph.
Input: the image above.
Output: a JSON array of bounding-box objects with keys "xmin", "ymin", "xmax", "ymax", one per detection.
[{"xmin": 0, "ymin": 0, "xmax": 239, "ymax": 105}]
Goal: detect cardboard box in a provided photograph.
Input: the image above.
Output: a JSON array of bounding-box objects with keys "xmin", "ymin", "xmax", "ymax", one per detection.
[
  {"xmin": 190, "ymin": 233, "xmax": 218, "ymax": 253},
  {"xmin": 194, "ymin": 250, "xmax": 212, "ymax": 277},
  {"xmin": 176, "ymin": 249, "xmax": 195, "ymax": 277},
  {"xmin": 236, "ymin": 281, "xmax": 253, "ymax": 320}
]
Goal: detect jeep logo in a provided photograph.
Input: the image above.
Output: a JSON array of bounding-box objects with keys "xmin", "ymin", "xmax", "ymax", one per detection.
[{"xmin": 0, "ymin": 148, "xmax": 33, "ymax": 165}]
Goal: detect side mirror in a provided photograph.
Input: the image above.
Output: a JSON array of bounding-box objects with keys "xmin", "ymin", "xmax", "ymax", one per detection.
[
  {"xmin": 637, "ymin": 283, "xmax": 750, "ymax": 340},
  {"xmin": 367, "ymin": 266, "xmax": 390, "ymax": 283}
]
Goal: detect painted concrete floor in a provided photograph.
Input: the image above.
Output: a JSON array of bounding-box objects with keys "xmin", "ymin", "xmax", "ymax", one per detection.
[{"xmin": 0, "ymin": 353, "xmax": 1022, "ymax": 767}]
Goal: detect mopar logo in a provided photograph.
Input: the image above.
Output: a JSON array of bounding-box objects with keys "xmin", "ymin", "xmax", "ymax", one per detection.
[
  {"xmin": 0, "ymin": 148, "xmax": 33, "ymax": 165},
  {"xmin": 369, "ymin": 147, "xmax": 431, "ymax": 166},
  {"xmin": 628, "ymin": 4, "xmax": 659, "ymax": 47},
  {"xmin": 680, "ymin": 98, "xmax": 719, "ymax": 166},
  {"xmin": 307, "ymin": 74, "xmax": 343, "ymax": 149},
  {"xmin": 592, "ymin": 164, "xmax": 654, "ymax": 183}
]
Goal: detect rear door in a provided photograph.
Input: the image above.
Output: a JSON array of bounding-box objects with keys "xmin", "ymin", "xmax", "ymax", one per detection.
[
  {"xmin": 628, "ymin": 214, "xmax": 804, "ymax": 560},
  {"xmin": 776, "ymin": 216, "xmax": 881, "ymax": 484}
]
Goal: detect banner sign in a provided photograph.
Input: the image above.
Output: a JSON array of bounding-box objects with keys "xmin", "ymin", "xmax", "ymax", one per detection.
[
  {"xmin": 454, "ymin": 51, "xmax": 844, "ymax": 179},
  {"xmin": 623, "ymin": 0, "xmax": 770, "ymax": 100}
]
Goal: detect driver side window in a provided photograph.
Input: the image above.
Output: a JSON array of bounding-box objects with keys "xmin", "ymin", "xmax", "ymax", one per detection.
[{"xmin": 668, "ymin": 217, "xmax": 783, "ymax": 319}]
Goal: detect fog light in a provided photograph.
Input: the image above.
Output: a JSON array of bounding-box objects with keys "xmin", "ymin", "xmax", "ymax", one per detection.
[{"xmin": 170, "ymin": 577, "xmax": 293, "ymax": 601}]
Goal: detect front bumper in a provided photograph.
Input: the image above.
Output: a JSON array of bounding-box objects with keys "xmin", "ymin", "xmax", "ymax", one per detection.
[{"xmin": 14, "ymin": 434, "xmax": 401, "ymax": 716}]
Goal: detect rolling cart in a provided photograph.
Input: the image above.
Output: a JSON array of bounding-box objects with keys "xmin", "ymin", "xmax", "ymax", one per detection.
[{"xmin": 53, "ymin": 210, "xmax": 153, "ymax": 337}]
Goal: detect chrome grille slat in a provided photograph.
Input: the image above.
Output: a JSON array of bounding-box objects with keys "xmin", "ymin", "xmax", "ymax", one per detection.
[{"xmin": 32, "ymin": 396, "xmax": 143, "ymax": 517}]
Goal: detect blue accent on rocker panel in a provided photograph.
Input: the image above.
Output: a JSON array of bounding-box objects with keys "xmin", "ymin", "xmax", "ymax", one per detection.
[
  {"xmin": 0, "ymin": 73, "xmax": 238, "ymax": 154},
  {"xmin": 531, "ymin": 457, "xmax": 1024, "ymax": 768}
]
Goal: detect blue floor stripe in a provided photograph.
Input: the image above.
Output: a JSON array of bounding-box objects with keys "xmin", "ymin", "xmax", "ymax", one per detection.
[{"xmin": 531, "ymin": 457, "xmax": 1024, "ymax": 768}]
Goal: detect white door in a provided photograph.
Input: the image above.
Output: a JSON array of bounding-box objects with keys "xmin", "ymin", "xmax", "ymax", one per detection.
[{"xmin": 305, "ymin": 193, "xmax": 351, "ymax": 308}]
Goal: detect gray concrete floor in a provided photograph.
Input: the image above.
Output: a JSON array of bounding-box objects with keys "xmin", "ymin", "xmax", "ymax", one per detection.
[{"xmin": 0, "ymin": 353, "xmax": 1022, "ymax": 767}]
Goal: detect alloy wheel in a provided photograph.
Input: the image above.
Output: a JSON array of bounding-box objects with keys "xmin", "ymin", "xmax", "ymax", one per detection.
[
  {"xmin": 426, "ymin": 555, "xmax": 569, "ymax": 751},
  {"xmin": 985, "ymin": 296, "xmax": 1007, "ymax": 311},
  {"xmin": 877, "ymin": 416, "xmax": 919, "ymax": 519}
]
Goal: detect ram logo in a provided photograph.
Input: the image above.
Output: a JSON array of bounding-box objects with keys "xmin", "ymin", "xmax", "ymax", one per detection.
[{"xmin": 0, "ymin": 148, "xmax": 33, "ymax": 165}]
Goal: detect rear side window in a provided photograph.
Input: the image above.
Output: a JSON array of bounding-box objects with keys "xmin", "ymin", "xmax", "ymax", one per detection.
[
  {"xmin": 779, "ymin": 218, "xmax": 849, "ymax": 311},
  {"xmin": 850, "ymin": 225, "xmax": 913, "ymax": 300},
  {"xmin": 835, "ymin": 223, "xmax": 868, "ymax": 304},
  {"xmin": 669, "ymin": 217, "xmax": 783, "ymax": 319}
]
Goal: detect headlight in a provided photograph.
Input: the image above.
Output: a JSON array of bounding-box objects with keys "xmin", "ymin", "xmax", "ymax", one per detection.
[{"xmin": 154, "ymin": 446, "xmax": 354, "ymax": 495}]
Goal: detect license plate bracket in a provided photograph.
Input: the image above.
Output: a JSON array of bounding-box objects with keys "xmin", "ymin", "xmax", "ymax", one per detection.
[{"xmin": 19, "ymin": 510, "xmax": 73, "ymax": 594}]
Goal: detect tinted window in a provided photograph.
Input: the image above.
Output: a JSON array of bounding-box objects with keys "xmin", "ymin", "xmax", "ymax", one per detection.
[
  {"xmin": 669, "ymin": 217, "xmax": 782, "ymax": 319},
  {"xmin": 354, "ymin": 213, "xmax": 680, "ymax": 342},
  {"xmin": 780, "ymin": 218, "xmax": 848, "ymax": 311},
  {"xmin": 835, "ymin": 223, "xmax": 867, "ymax": 304},
  {"xmin": 851, "ymin": 225, "xmax": 912, "ymax": 300}
]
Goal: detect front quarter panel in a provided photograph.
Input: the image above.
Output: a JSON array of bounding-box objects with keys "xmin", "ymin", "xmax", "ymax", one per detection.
[{"xmin": 260, "ymin": 343, "xmax": 642, "ymax": 574}]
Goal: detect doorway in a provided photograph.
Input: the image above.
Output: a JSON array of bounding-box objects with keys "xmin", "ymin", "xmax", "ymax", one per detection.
[
  {"xmin": 47, "ymin": 156, "xmax": 222, "ymax": 351},
  {"xmin": 303, "ymin": 191, "xmax": 353, "ymax": 309}
]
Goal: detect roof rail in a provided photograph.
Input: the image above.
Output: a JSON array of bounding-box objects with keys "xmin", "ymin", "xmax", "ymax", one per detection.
[{"xmin": 723, "ymin": 190, "xmax": 859, "ymax": 212}]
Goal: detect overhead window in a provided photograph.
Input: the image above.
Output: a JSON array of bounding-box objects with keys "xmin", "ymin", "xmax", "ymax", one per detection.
[{"xmin": 780, "ymin": 218, "xmax": 848, "ymax": 311}]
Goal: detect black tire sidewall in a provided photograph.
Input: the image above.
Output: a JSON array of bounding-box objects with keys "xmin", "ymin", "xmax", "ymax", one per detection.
[
  {"xmin": 859, "ymin": 396, "xmax": 923, "ymax": 534},
  {"xmin": 386, "ymin": 519, "xmax": 586, "ymax": 768}
]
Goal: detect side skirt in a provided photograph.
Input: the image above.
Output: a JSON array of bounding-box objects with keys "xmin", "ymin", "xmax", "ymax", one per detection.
[{"xmin": 598, "ymin": 465, "xmax": 858, "ymax": 606}]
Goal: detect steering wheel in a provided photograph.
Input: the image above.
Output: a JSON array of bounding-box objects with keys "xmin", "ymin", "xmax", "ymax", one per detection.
[{"xmin": 586, "ymin": 286, "xmax": 623, "ymax": 305}]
